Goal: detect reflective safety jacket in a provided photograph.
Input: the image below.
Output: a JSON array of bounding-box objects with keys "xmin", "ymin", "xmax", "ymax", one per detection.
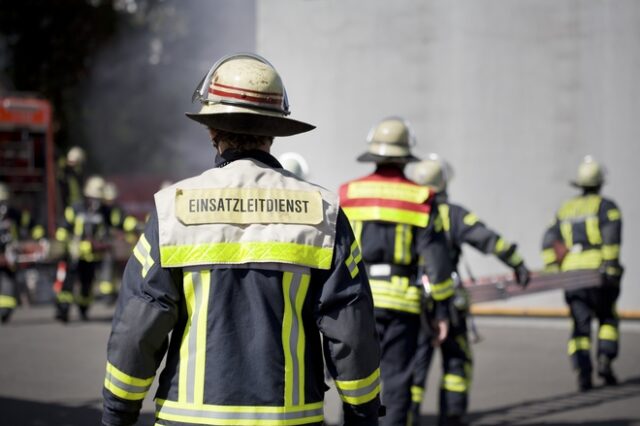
[
  {"xmin": 542, "ymin": 193, "xmax": 622, "ymax": 277},
  {"xmin": 437, "ymin": 198, "xmax": 524, "ymax": 270},
  {"xmin": 55, "ymin": 201, "xmax": 110, "ymax": 262},
  {"xmin": 102, "ymin": 151, "xmax": 381, "ymax": 426},
  {"xmin": 339, "ymin": 166, "xmax": 454, "ymax": 318},
  {"xmin": 0, "ymin": 205, "xmax": 45, "ymax": 253}
]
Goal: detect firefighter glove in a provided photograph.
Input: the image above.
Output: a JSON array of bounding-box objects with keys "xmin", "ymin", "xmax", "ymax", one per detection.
[{"xmin": 514, "ymin": 263, "xmax": 530, "ymax": 288}]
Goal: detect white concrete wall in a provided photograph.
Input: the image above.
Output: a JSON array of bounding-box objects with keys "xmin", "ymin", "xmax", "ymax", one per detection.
[{"xmin": 257, "ymin": 0, "xmax": 640, "ymax": 311}]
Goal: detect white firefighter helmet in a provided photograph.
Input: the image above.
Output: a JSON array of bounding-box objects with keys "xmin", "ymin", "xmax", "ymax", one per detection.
[
  {"xmin": 410, "ymin": 153, "xmax": 454, "ymax": 193},
  {"xmin": 278, "ymin": 152, "xmax": 309, "ymax": 179},
  {"xmin": 357, "ymin": 116, "xmax": 419, "ymax": 163},
  {"xmin": 572, "ymin": 155, "xmax": 605, "ymax": 188},
  {"xmin": 159, "ymin": 180, "xmax": 173, "ymax": 190},
  {"xmin": 186, "ymin": 53, "xmax": 315, "ymax": 137},
  {"xmin": 0, "ymin": 182, "xmax": 9, "ymax": 202},
  {"xmin": 103, "ymin": 181, "xmax": 118, "ymax": 202},
  {"xmin": 66, "ymin": 146, "xmax": 86, "ymax": 167},
  {"xmin": 83, "ymin": 175, "xmax": 106, "ymax": 199}
]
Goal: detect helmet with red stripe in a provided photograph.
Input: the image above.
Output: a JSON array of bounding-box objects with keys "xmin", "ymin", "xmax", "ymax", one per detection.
[{"xmin": 186, "ymin": 53, "xmax": 314, "ymax": 137}]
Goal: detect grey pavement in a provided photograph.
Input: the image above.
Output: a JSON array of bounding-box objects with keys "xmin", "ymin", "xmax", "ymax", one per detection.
[{"xmin": 1, "ymin": 304, "xmax": 639, "ymax": 426}]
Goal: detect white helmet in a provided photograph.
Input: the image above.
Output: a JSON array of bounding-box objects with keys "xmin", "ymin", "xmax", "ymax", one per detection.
[
  {"xmin": 278, "ymin": 152, "xmax": 309, "ymax": 179},
  {"xmin": 103, "ymin": 181, "xmax": 118, "ymax": 202},
  {"xmin": 572, "ymin": 155, "xmax": 605, "ymax": 188},
  {"xmin": 66, "ymin": 146, "xmax": 86, "ymax": 167},
  {"xmin": 357, "ymin": 116, "xmax": 419, "ymax": 163},
  {"xmin": 0, "ymin": 182, "xmax": 9, "ymax": 202},
  {"xmin": 186, "ymin": 53, "xmax": 314, "ymax": 137},
  {"xmin": 83, "ymin": 175, "xmax": 106, "ymax": 199},
  {"xmin": 410, "ymin": 154, "xmax": 454, "ymax": 193}
]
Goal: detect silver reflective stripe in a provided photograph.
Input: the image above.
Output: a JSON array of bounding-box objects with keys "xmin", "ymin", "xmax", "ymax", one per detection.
[
  {"xmin": 104, "ymin": 371, "xmax": 151, "ymax": 394},
  {"xmin": 288, "ymin": 272, "xmax": 302, "ymax": 406},
  {"xmin": 157, "ymin": 404, "xmax": 323, "ymax": 421},
  {"xmin": 186, "ymin": 271, "xmax": 204, "ymax": 404}
]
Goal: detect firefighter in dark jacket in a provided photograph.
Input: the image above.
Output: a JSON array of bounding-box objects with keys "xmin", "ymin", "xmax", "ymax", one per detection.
[
  {"xmin": 55, "ymin": 175, "xmax": 111, "ymax": 322},
  {"xmin": 0, "ymin": 182, "xmax": 45, "ymax": 323},
  {"xmin": 408, "ymin": 155, "xmax": 530, "ymax": 425},
  {"xmin": 58, "ymin": 146, "xmax": 87, "ymax": 208},
  {"xmin": 102, "ymin": 53, "xmax": 382, "ymax": 426},
  {"xmin": 542, "ymin": 156, "xmax": 623, "ymax": 391},
  {"xmin": 339, "ymin": 118, "xmax": 455, "ymax": 426}
]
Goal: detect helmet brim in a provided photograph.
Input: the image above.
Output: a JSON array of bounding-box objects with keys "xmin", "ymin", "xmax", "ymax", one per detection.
[
  {"xmin": 356, "ymin": 152, "xmax": 420, "ymax": 164},
  {"xmin": 570, "ymin": 180, "xmax": 603, "ymax": 189},
  {"xmin": 185, "ymin": 112, "xmax": 315, "ymax": 137}
]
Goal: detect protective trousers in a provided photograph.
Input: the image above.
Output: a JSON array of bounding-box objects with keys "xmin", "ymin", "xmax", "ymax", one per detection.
[
  {"xmin": 566, "ymin": 286, "xmax": 620, "ymax": 375},
  {"xmin": 0, "ymin": 268, "xmax": 17, "ymax": 323},
  {"xmin": 375, "ymin": 308, "xmax": 421, "ymax": 426},
  {"xmin": 56, "ymin": 260, "xmax": 98, "ymax": 320},
  {"xmin": 438, "ymin": 321, "xmax": 473, "ymax": 424},
  {"xmin": 409, "ymin": 313, "xmax": 435, "ymax": 426}
]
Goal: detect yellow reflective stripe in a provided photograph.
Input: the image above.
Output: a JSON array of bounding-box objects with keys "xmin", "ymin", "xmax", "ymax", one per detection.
[
  {"xmin": 508, "ymin": 252, "xmax": 523, "ymax": 266},
  {"xmin": 347, "ymin": 181, "xmax": 430, "ymax": 203},
  {"xmin": 74, "ymin": 216, "xmax": 84, "ymax": 237},
  {"xmin": 558, "ymin": 195, "xmax": 602, "ymax": 220},
  {"xmin": 545, "ymin": 264, "xmax": 560, "ymax": 273},
  {"xmin": 602, "ymin": 244, "xmax": 620, "ymax": 261},
  {"xmin": 606, "ymin": 266, "xmax": 623, "ymax": 277},
  {"xmin": 562, "ymin": 250, "xmax": 602, "ymax": 271},
  {"xmin": 598, "ymin": 324, "xmax": 618, "ymax": 341},
  {"xmin": 64, "ymin": 206, "xmax": 75, "ymax": 224},
  {"xmin": 79, "ymin": 240, "xmax": 92, "ymax": 255},
  {"xmin": 494, "ymin": 237, "xmax": 510, "ymax": 254},
  {"xmin": 442, "ymin": 374, "xmax": 467, "ymax": 393},
  {"xmin": 56, "ymin": 291, "xmax": 74, "ymax": 304},
  {"xmin": 560, "ymin": 222, "xmax": 573, "ymax": 248},
  {"xmin": 370, "ymin": 278, "xmax": 422, "ymax": 314},
  {"xmin": 31, "ymin": 225, "xmax": 45, "ymax": 240},
  {"xmin": 106, "ymin": 362, "xmax": 154, "ymax": 387},
  {"xmin": 542, "ymin": 248, "xmax": 557, "ymax": 265},
  {"xmin": 282, "ymin": 271, "xmax": 310, "ymax": 407},
  {"xmin": 585, "ymin": 217, "xmax": 602, "ymax": 245},
  {"xmin": 160, "ymin": 242, "xmax": 333, "ymax": 270},
  {"xmin": 156, "ymin": 399, "xmax": 324, "ymax": 425},
  {"xmin": 351, "ymin": 220, "xmax": 363, "ymax": 246},
  {"xmin": 0, "ymin": 295, "xmax": 17, "ymax": 308},
  {"xmin": 133, "ymin": 234, "xmax": 155, "ymax": 278},
  {"xmin": 463, "ymin": 212, "xmax": 479, "ymax": 226},
  {"xmin": 568, "ymin": 337, "xmax": 591, "ymax": 355},
  {"xmin": 55, "ymin": 227, "xmax": 69, "ymax": 242},
  {"xmin": 342, "ymin": 206, "xmax": 430, "ymax": 228},
  {"xmin": 344, "ymin": 240, "xmax": 362, "ymax": 279},
  {"xmin": 393, "ymin": 224, "xmax": 412, "ymax": 265},
  {"xmin": 335, "ymin": 367, "xmax": 381, "ymax": 405},
  {"xmin": 607, "ymin": 209, "xmax": 621, "ymax": 221},
  {"xmin": 430, "ymin": 278, "xmax": 454, "ymax": 301},
  {"xmin": 123, "ymin": 216, "xmax": 138, "ymax": 232},
  {"xmin": 411, "ymin": 385, "xmax": 424, "ymax": 403},
  {"xmin": 111, "ymin": 209, "xmax": 122, "ymax": 227},
  {"xmin": 99, "ymin": 281, "xmax": 115, "ymax": 294}
]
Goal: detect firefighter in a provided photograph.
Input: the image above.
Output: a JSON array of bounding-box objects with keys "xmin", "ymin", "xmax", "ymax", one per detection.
[
  {"xmin": 541, "ymin": 156, "xmax": 623, "ymax": 391},
  {"xmin": 339, "ymin": 118, "xmax": 455, "ymax": 426},
  {"xmin": 58, "ymin": 146, "xmax": 87, "ymax": 208},
  {"xmin": 278, "ymin": 152, "xmax": 310, "ymax": 179},
  {"xmin": 102, "ymin": 53, "xmax": 381, "ymax": 426},
  {"xmin": 408, "ymin": 155, "xmax": 530, "ymax": 425},
  {"xmin": 0, "ymin": 182, "xmax": 45, "ymax": 323},
  {"xmin": 98, "ymin": 182, "xmax": 138, "ymax": 303},
  {"xmin": 55, "ymin": 175, "xmax": 111, "ymax": 322}
]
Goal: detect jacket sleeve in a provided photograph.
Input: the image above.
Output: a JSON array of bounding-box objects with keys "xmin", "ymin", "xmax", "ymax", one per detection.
[
  {"xmin": 599, "ymin": 199, "xmax": 623, "ymax": 279},
  {"xmin": 102, "ymin": 210, "xmax": 182, "ymax": 426},
  {"xmin": 451, "ymin": 204, "xmax": 524, "ymax": 268},
  {"xmin": 314, "ymin": 209, "xmax": 382, "ymax": 425},
  {"xmin": 541, "ymin": 214, "xmax": 562, "ymax": 272},
  {"xmin": 416, "ymin": 198, "xmax": 455, "ymax": 320}
]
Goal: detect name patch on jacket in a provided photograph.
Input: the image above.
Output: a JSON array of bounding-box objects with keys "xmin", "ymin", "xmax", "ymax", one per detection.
[{"xmin": 175, "ymin": 188, "xmax": 324, "ymax": 225}]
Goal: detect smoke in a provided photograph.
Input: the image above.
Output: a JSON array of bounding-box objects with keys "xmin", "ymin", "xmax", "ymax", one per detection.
[{"xmin": 78, "ymin": 0, "xmax": 256, "ymax": 182}]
